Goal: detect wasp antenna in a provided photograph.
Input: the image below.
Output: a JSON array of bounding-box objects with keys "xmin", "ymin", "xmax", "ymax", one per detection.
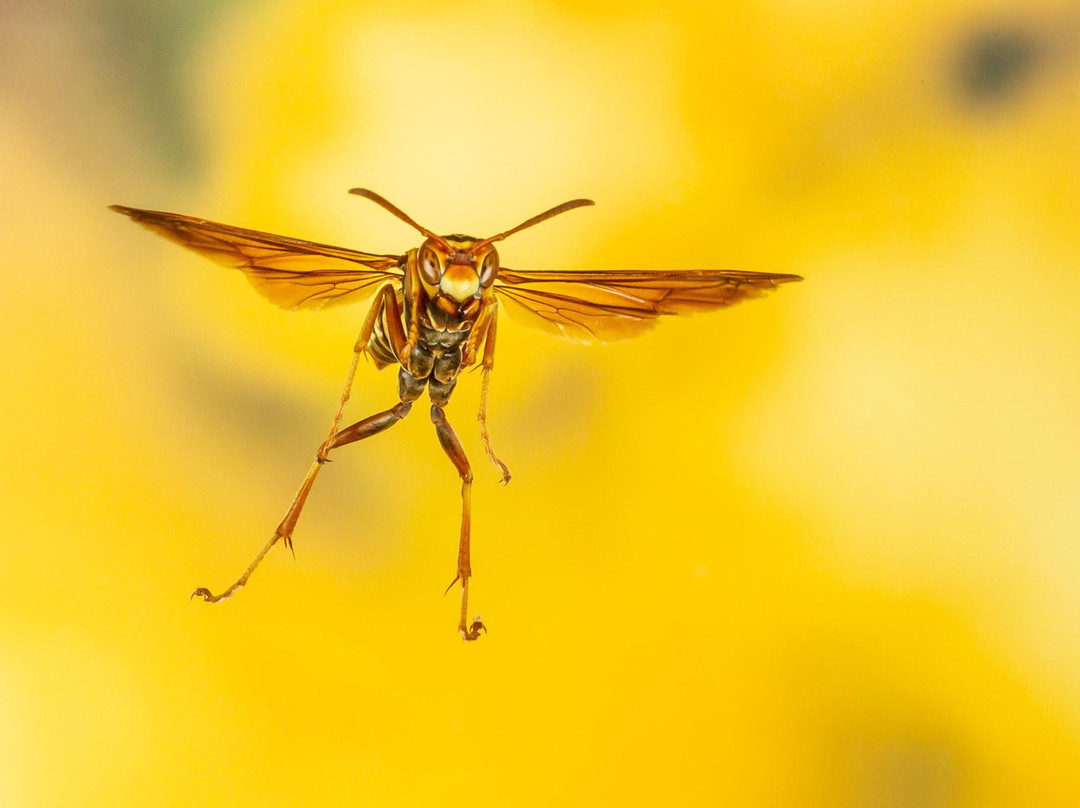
[
  {"xmin": 348, "ymin": 188, "xmax": 451, "ymax": 249},
  {"xmin": 472, "ymin": 198, "xmax": 594, "ymax": 252}
]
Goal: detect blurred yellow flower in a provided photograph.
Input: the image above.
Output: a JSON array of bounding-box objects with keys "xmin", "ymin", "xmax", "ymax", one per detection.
[{"xmin": 1, "ymin": 0, "xmax": 1078, "ymax": 805}]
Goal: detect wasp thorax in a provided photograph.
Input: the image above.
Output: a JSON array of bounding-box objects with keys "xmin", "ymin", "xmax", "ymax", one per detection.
[{"xmin": 440, "ymin": 263, "xmax": 480, "ymax": 302}]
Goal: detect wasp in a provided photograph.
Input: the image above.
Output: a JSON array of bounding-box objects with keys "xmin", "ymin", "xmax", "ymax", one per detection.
[{"xmin": 111, "ymin": 189, "xmax": 802, "ymax": 640}]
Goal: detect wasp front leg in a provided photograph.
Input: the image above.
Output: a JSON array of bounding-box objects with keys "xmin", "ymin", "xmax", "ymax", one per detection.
[{"xmin": 397, "ymin": 252, "xmax": 424, "ymax": 373}]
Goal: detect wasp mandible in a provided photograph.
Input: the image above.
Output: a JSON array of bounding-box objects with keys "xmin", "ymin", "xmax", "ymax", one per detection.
[{"xmin": 111, "ymin": 189, "xmax": 802, "ymax": 640}]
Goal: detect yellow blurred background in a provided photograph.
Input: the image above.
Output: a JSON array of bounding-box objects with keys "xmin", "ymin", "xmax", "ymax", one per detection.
[{"xmin": 3, "ymin": 0, "xmax": 1079, "ymax": 805}]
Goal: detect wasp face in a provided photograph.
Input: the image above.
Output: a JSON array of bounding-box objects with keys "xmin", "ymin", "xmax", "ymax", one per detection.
[{"xmin": 417, "ymin": 237, "xmax": 499, "ymax": 303}]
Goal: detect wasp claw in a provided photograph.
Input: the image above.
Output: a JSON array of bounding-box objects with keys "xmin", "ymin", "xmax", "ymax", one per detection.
[{"xmin": 460, "ymin": 616, "xmax": 487, "ymax": 641}]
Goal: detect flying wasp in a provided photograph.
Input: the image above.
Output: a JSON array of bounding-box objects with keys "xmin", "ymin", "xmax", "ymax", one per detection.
[{"xmin": 111, "ymin": 189, "xmax": 802, "ymax": 640}]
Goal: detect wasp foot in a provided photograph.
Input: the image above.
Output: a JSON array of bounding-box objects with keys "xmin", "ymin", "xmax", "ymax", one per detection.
[
  {"xmin": 452, "ymin": 576, "xmax": 485, "ymax": 641},
  {"xmin": 191, "ymin": 585, "xmax": 241, "ymax": 603}
]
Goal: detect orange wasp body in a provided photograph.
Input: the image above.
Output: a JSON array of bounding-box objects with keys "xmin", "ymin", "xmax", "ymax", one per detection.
[{"xmin": 111, "ymin": 189, "xmax": 801, "ymax": 640}]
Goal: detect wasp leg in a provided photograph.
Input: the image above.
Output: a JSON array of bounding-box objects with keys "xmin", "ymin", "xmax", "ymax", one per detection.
[
  {"xmin": 477, "ymin": 306, "xmax": 510, "ymax": 484},
  {"xmin": 192, "ymin": 284, "xmax": 403, "ymax": 604},
  {"xmin": 431, "ymin": 403, "xmax": 485, "ymax": 641},
  {"xmin": 398, "ymin": 256, "xmax": 423, "ymax": 371}
]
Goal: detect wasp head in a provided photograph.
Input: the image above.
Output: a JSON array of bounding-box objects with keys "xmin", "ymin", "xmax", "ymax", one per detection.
[{"xmin": 416, "ymin": 236, "xmax": 500, "ymax": 302}]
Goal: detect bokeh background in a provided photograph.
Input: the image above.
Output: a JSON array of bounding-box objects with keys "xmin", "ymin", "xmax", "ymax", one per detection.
[{"xmin": 3, "ymin": 0, "xmax": 1079, "ymax": 805}]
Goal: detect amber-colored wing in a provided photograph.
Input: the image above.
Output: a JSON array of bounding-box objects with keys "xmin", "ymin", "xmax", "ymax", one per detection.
[
  {"xmin": 494, "ymin": 269, "xmax": 802, "ymax": 342},
  {"xmin": 110, "ymin": 205, "xmax": 404, "ymax": 310}
]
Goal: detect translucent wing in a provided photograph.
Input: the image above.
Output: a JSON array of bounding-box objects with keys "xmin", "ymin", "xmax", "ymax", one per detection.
[
  {"xmin": 494, "ymin": 269, "xmax": 802, "ymax": 343},
  {"xmin": 111, "ymin": 205, "xmax": 404, "ymax": 310}
]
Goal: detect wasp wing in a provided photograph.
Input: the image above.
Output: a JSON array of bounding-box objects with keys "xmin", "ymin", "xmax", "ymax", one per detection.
[
  {"xmin": 111, "ymin": 205, "xmax": 404, "ymax": 310},
  {"xmin": 494, "ymin": 269, "xmax": 802, "ymax": 343}
]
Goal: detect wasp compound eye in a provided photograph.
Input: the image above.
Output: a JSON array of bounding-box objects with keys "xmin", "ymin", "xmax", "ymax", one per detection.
[
  {"xmin": 479, "ymin": 249, "xmax": 499, "ymax": 287},
  {"xmin": 419, "ymin": 243, "xmax": 442, "ymax": 285}
]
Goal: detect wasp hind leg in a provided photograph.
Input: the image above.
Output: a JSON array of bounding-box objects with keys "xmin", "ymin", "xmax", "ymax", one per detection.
[
  {"xmin": 192, "ymin": 284, "xmax": 410, "ymax": 604},
  {"xmin": 430, "ymin": 384, "xmax": 485, "ymax": 641}
]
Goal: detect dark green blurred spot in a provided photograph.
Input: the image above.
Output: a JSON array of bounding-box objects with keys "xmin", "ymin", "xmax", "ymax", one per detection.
[
  {"xmin": 104, "ymin": 0, "xmax": 246, "ymax": 177},
  {"xmin": 165, "ymin": 335, "xmax": 316, "ymax": 461},
  {"xmin": 956, "ymin": 26, "xmax": 1042, "ymax": 106}
]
